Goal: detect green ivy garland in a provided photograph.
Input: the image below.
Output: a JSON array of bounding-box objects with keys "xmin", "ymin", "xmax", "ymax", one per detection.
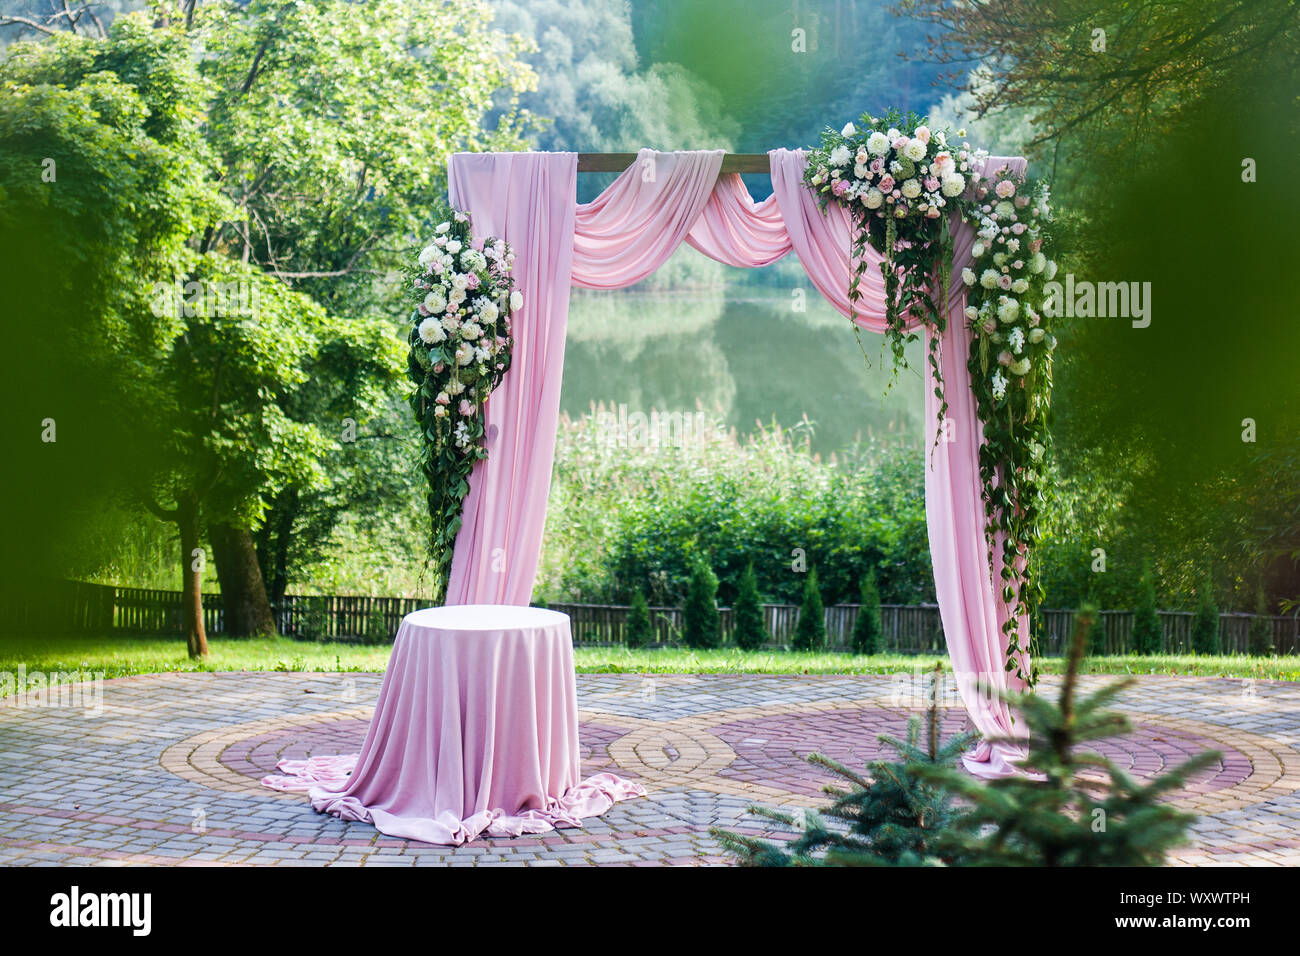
[
  {"xmin": 405, "ymin": 209, "xmax": 518, "ymax": 604},
  {"xmin": 804, "ymin": 111, "xmax": 1057, "ymax": 686}
]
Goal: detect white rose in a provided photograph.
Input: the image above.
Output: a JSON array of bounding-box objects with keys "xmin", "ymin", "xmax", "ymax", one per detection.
[
  {"xmin": 1012, "ymin": 279, "xmax": 1029, "ymax": 294},
  {"xmin": 417, "ymin": 317, "xmax": 445, "ymax": 345},
  {"xmin": 961, "ymin": 268, "xmax": 977, "ymax": 286},
  {"xmin": 854, "ymin": 163, "xmax": 869, "ymax": 180},
  {"xmin": 417, "ymin": 245, "xmax": 438, "ymax": 267},
  {"xmin": 455, "ymin": 344, "xmax": 474, "ymax": 366},
  {"xmin": 509, "ymin": 290, "xmax": 524, "ymax": 311},
  {"xmin": 445, "ymin": 240, "xmax": 462, "ymax": 254},
  {"xmin": 1028, "ymin": 327, "xmax": 1046, "ymax": 343},
  {"xmin": 451, "ymin": 273, "xmax": 468, "ymax": 291},
  {"xmin": 972, "ymin": 242, "xmax": 985, "ymax": 258},
  {"xmin": 964, "ymin": 306, "xmax": 979, "ymax": 320},
  {"xmin": 841, "ymin": 122, "xmax": 856, "ymax": 137},
  {"xmin": 435, "ymin": 223, "xmax": 450, "ymax": 234},
  {"xmin": 422, "ymin": 291, "xmax": 446, "ymax": 313},
  {"xmin": 479, "ymin": 300, "xmax": 499, "ymax": 323}
]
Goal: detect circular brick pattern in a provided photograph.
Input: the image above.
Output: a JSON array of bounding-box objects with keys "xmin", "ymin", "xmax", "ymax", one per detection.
[{"xmin": 710, "ymin": 708, "xmax": 1243, "ymax": 800}]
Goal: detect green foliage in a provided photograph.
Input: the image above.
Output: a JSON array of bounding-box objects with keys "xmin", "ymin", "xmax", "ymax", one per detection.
[
  {"xmin": 1192, "ymin": 577, "xmax": 1220, "ymax": 656},
  {"xmin": 793, "ymin": 567, "xmax": 826, "ymax": 651},
  {"xmin": 732, "ymin": 561, "xmax": 768, "ymax": 651},
  {"xmin": 541, "ymin": 413, "xmax": 934, "ymax": 609},
  {"xmin": 716, "ymin": 612, "xmax": 1217, "ymax": 867},
  {"xmin": 852, "ymin": 568, "xmax": 884, "ymax": 654},
  {"xmin": 1249, "ymin": 586, "xmax": 1274, "ymax": 656},
  {"xmin": 916, "ymin": 610, "xmax": 1219, "ymax": 866},
  {"xmin": 1131, "ymin": 563, "xmax": 1162, "ymax": 655},
  {"xmin": 712, "ymin": 667, "xmax": 977, "ymax": 866},
  {"xmin": 682, "ymin": 554, "xmax": 720, "ymax": 650},
  {"xmin": 625, "ymin": 588, "xmax": 653, "ymax": 649}
]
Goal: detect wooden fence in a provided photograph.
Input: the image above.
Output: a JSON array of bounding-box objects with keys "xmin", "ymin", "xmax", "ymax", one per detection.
[{"xmin": 4, "ymin": 581, "xmax": 1296, "ymax": 655}]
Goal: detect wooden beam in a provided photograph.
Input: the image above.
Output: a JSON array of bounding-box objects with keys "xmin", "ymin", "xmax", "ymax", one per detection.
[{"xmin": 576, "ymin": 153, "xmax": 770, "ymax": 174}]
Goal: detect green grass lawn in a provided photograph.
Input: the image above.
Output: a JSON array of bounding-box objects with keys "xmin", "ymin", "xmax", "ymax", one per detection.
[{"xmin": 1, "ymin": 633, "xmax": 1297, "ymax": 697}]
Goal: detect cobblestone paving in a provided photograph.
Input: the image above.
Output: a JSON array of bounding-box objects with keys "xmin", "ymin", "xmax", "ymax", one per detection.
[{"xmin": 1, "ymin": 671, "xmax": 1297, "ymax": 866}]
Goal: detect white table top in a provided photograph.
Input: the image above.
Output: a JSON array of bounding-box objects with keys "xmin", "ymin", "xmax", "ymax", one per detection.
[{"xmin": 403, "ymin": 604, "xmax": 570, "ymax": 632}]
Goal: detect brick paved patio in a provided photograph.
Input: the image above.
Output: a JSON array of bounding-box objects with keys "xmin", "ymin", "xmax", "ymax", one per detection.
[{"xmin": 1, "ymin": 671, "xmax": 1298, "ymax": 866}]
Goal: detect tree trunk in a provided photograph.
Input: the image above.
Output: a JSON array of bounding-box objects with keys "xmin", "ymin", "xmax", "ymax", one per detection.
[
  {"xmin": 255, "ymin": 487, "xmax": 297, "ymax": 605},
  {"xmin": 177, "ymin": 493, "xmax": 209, "ymax": 659},
  {"xmin": 211, "ymin": 522, "xmax": 276, "ymax": 637}
]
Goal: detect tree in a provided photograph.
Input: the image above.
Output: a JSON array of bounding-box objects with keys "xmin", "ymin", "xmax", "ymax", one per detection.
[
  {"xmin": 682, "ymin": 554, "xmax": 720, "ymax": 650},
  {"xmin": 1131, "ymin": 563, "xmax": 1161, "ymax": 656},
  {"xmin": 852, "ymin": 568, "xmax": 884, "ymax": 654},
  {"xmin": 1249, "ymin": 585, "xmax": 1274, "ymax": 657},
  {"xmin": 732, "ymin": 561, "xmax": 768, "ymax": 651},
  {"xmin": 917, "ymin": 608, "xmax": 1220, "ymax": 866},
  {"xmin": 625, "ymin": 587, "xmax": 653, "ymax": 649},
  {"xmin": 1192, "ymin": 577, "xmax": 1221, "ymax": 656},
  {"xmin": 793, "ymin": 567, "xmax": 826, "ymax": 651},
  {"xmin": 712, "ymin": 663, "xmax": 977, "ymax": 866}
]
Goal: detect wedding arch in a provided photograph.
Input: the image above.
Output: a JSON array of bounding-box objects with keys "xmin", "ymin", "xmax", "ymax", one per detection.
[{"xmin": 434, "ymin": 145, "xmax": 1043, "ymax": 778}]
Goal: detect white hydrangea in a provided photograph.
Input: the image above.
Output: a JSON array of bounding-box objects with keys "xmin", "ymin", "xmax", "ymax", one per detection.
[{"xmin": 417, "ymin": 317, "xmax": 445, "ymax": 345}]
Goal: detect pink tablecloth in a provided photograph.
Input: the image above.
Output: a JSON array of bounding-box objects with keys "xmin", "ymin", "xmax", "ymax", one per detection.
[{"xmin": 261, "ymin": 604, "xmax": 644, "ymax": 845}]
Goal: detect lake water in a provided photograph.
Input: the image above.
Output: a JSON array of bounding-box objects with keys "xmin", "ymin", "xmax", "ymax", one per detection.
[{"xmin": 559, "ymin": 248, "xmax": 926, "ymax": 457}]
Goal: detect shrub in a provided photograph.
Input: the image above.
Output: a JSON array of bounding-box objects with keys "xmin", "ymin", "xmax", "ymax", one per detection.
[
  {"xmin": 732, "ymin": 561, "xmax": 768, "ymax": 651},
  {"xmin": 682, "ymin": 555, "xmax": 720, "ymax": 649},
  {"xmin": 1191, "ymin": 577, "xmax": 1220, "ymax": 655},
  {"xmin": 851, "ymin": 568, "xmax": 884, "ymax": 654},
  {"xmin": 625, "ymin": 588, "xmax": 653, "ymax": 649},
  {"xmin": 1249, "ymin": 586, "xmax": 1273, "ymax": 656},
  {"xmin": 793, "ymin": 567, "xmax": 826, "ymax": 651},
  {"xmin": 1131, "ymin": 562, "xmax": 1161, "ymax": 655}
]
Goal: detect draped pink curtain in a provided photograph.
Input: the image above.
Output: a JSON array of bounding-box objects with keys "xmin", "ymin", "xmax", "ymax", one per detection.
[{"xmin": 444, "ymin": 148, "xmax": 1033, "ymax": 777}]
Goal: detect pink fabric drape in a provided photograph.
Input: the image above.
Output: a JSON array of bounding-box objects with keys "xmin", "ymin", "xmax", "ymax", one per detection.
[
  {"xmin": 444, "ymin": 148, "xmax": 1033, "ymax": 777},
  {"xmin": 572, "ymin": 148, "xmax": 725, "ymax": 289},
  {"xmin": 444, "ymin": 152, "xmax": 578, "ymax": 605}
]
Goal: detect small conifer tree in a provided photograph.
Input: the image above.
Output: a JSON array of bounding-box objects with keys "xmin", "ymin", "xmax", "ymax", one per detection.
[
  {"xmin": 732, "ymin": 561, "xmax": 768, "ymax": 651},
  {"xmin": 792, "ymin": 566, "xmax": 826, "ymax": 651},
  {"xmin": 1191, "ymin": 576, "xmax": 1220, "ymax": 655},
  {"xmin": 851, "ymin": 568, "xmax": 884, "ymax": 654},
  {"xmin": 1131, "ymin": 562, "xmax": 1162, "ymax": 655},
  {"xmin": 682, "ymin": 555, "xmax": 720, "ymax": 649},
  {"xmin": 626, "ymin": 588, "xmax": 653, "ymax": 649}
]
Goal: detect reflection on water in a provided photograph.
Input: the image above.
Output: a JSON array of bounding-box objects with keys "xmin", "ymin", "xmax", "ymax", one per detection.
[{"xmin": 560, "ymin": 283, "xmax": 926, "ymax": 457}]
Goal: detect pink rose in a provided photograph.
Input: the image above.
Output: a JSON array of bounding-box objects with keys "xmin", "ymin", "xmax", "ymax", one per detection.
[
  {"xmin": 1011, "ymin": 222, "xmax": 1027, "ymax": 235},
  {"xmin": 998, "ymin": 275, "xmax": 1013, "ymax": 290},
  {"xmin": 458, "ymin": 399, "xmax": 475, "ymax": 417},
  {"xmin": 915, "ymin": 126, "xmax": 931, "ymax": 144},
  {"xmin": 998, "ymin": 351, "xmax": 1013, "ymax": 366},
  {"xmin": 1013, "ymin": 260, "xmax": 1024, "ymax": 270},
  {"xmin": 432, "ymin": 363, "xmax": 445, "ymax": 373},
  {"xmin": 832, "ymin": 179, "xmax": 850, "ymax": 197},
  {"xmin": 1029, "ymin": 239, "xmax": 1043, "ymax": 253},
  {"xmin": 933, "ymin": 151, "xmax": 953, "ymax": 172},
  {"xmin": 924, "ymin": 177, "xmax": 940, "ymax": 192},
  {"xmin": 870, "ymin": 158, "xmax": 884, "ymax": 173},
  {"xmin": 925, "ymin": 207, "xmax": 941, "ymax": 218},
  {"xmin": 465, "ymin": 273, "xmax": 480, "ymax": 289},
  {"xmin": 1014, "ymin": 195, "xmax": 1030, "ymax": 209},
  {"xmin": 471, "ymin": 237, "xmax": 485, "ymax": 251},
  {"xmin": 878, "ymin": 175, "xmax": 895, "ymax": 193},
  {"xmin": 995, "ymin": 180, "xmax": 1016, "ymax": 199},
  {"xmin": 982, "ymin": 319, "xmax": 997, "ymax": 334},
  {"xmin": 434, "ymin": 393, "xmax": 450, "ymax": 405},
  {"xmin": 892, "ymin": 136, "xmax": 909, "ymax": 151}
]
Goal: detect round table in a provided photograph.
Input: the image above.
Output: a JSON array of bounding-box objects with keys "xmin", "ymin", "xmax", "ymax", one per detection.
[{"xmin": 262, "ymin": 605, "xmax": 643, "ymax": 845}]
